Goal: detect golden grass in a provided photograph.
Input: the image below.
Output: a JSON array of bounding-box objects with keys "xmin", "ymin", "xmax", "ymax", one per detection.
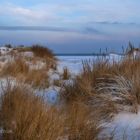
[
  {"xmin": 1, "ymin": 56, "xmax": 29, "ymax": 77},
  {"xmin": 9, "ymin": 44, "xmax": 56, "ymax": 60},
  {"xmin": 65, "ymin": 102, "xmax": 102, "ymax": 140},
  {"xmin": 0, "ymin": 82, "xmax": 102, "ymax": 140},
  {"xmin": 1, "ymin": 47, "xmax": 140, "ymax": 139},
  {"xmin": 53, "ymin": 79, "xmax": 61, "ymax": 87},
  {"xmin": 1, "ymin": 55, "xmax": 49, "ymax": 89},
  {"xmin": 31, "ymin": 45, "xmax": 54, "ymax": 59},
  {"xmin": 30, "ymin": 45, "xmax": 57, "ymax": 70},
  {"xmin": 10, "ymin": 45, "xmax": 57, "ymax": 70},
  {"xmin": 61, "ymin": 57, "xmax": 140, "ymax": 114},
  {"xmin": 0, "ymin": 83, "xmax": 64, "ymax": 140},
  {"xmin": 25, "ymin": 69, "xmax": 49, "ymax": 89},
  {"xmin": 62, "ymin": 67, "xmax": 70, "ymax": 80}
]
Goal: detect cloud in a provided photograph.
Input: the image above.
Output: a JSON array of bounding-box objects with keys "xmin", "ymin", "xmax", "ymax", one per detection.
[
  {"xmin": 0, "ymin": 3, "xmax": 58, "ymax": 25},
  {"xmin": 0, "ymin": 0, "xmax": 140, "ymax": 45},
  {"xmin": 0, "ymin": 0, "xmax": 140, "ymax": 26},
  {"xmin": 0, "ymin": 26, "xmax": 103, "ymax": 36}
]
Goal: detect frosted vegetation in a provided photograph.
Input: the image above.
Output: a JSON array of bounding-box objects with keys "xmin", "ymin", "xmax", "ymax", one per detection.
[{"xmin": 0, "ymin": 43, "xmax": 140, "ymax": 140}]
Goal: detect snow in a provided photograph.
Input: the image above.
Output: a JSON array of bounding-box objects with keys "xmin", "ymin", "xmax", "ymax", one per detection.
[
  {"xmin": 45, "ymin": 89, "xmax": 59, "ymax": 104},
  {"xmin": 0, "ymin": 55, "xmax": 13, "ymax": 63},
  {"xmin": 50, "ymin": 73, "xmax": 60, "ymax": 81},
  {"xmin": 57, "ymin": 54, "xmax": 122, "ymax": 75},
  {"xmin": 0, "ymin": 78, "xmax": 60, "ymax": 105},
  {"xmin": 20, "ymin": 51, "xmax": 34, "ymax": 58},
  {"xmin": 0, "ymin": 77, "xmax": 60, "ymax": 105},
  {"xmin": 0, "ymin": 47, "xmax": 13, "ymax": 55},
  {"xmin": 108, "ymin": 53, "xmax": 123, "ymax": 63},
  {"xmin": 132, "ymin": 50, "xmax": 140, "ymax": 59},
  {"xmin": 0, "ymin": 77, "xmax": 16, "ymax": 95},
  {"xmin": 57, "ymin": 55, "xmax": 96, "ymax": 75},
  {"xmin": 62, "ymin": 79, "xmax": 74, "ymax": 86},
  {"xmin": 48, "ymin": 70, "xmax": 60, "ymax": 85},
  {"xmin": 28, "ymin": 61, "xmax": 46, "ymax": 70},
  {"xmin": 35, "ymin": 86, "xmax": 60, "ymax": 105},
  {"xmin": 102, "ymin": 110, "xmax": 140, "ymax": 140}
]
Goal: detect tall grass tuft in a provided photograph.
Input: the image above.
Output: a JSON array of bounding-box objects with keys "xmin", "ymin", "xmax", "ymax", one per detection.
[
  {"xmin": 65, "ymin": 102, "xmax": 102, "ymax": 140},
  {"xmin": 1, "ymin": 57, "xmax": 29, "ymax": 77},
  {"xmin": 31, "ymin": 45, "xmax": 54, "ymax": 59},
  {"xmin": 0, "ymin": 82, "xmax": 64, "ymax": 140},
  {"xmin": 61, "ymin": 57, "xmax": 140, "ymax": 115},
  {"xmin": 62, "ymin": 67, "xmax": 70, "ymax": 80}
]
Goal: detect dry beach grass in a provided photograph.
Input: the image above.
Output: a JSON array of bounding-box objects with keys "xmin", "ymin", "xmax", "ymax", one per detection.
[
  {"xmin": 0, "ymin": 81, "xmax": 102, "ymax": 140},
  {"xmin": 0, "ymin": 83, "xmax": 64, "ymax": 140},
  {"xmin": 61, "ymin": 57, "xmax": 140, "ymax": 113},
  {"xmin": 0, "ymin": 45, "xmax": 57, "ymax": 89},
  {"xmin": 0, "ymin": 45, "xmax": 140, "ymax": 139}
]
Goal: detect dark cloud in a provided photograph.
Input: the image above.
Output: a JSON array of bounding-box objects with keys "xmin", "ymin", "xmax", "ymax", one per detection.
[
  {"xmin": 89, "ymin": 21, "xmax": 138, "ymax": 25},
  {"xmin": 0, "ymin": 26, "xmax": 72, "ymax": 32},
  {"xmin": 0, "ymin": 26, "xmax": 102, "ymax": 35},
  {"xmin": 82, "ymin": 27, "xmax": 102, "ymax": 34}
]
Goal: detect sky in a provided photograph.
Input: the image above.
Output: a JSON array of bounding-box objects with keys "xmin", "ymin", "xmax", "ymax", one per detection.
[{"xmin": 0, "ymin": 0, "xmax": 140, "ymax": 53}]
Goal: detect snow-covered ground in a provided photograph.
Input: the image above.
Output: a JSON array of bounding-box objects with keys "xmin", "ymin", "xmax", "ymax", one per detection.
[
  {"xmin": 0, "ymin": 47, "xmax": 13, "ymax": 55},
  {"xmin": 57, "ymin": 55, "xmax": 94, "ymax": 74},
  {"xmin": 36, "ymin": 54, "xmax": 123, "ymax": 105},
  {"xmin": 57, "ymin": 54, "xmax": 123, "ymax": 75},
  {"xmin": 101, "ymin": 110, "xmax": 140, "ymax": 140}
]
